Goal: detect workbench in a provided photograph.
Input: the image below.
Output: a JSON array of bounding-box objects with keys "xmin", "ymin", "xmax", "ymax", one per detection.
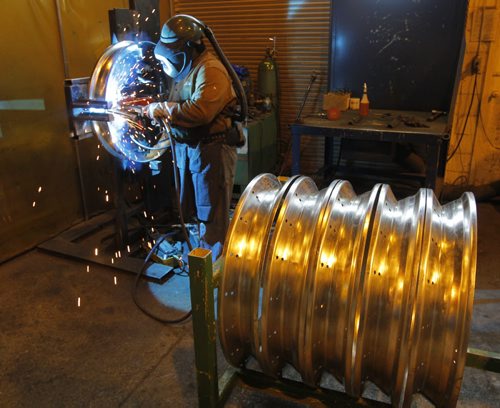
[{"xmin": 290, "ymin": 109, "xmax": 450, "ymax": 191}]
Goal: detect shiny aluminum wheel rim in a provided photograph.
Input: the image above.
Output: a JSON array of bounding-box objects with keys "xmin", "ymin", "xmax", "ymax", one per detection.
[
  {"xmin": 89, "ymin": 41, "xmax": 169, "ymax": 163},
  {"xmin": 219, "ymin": 174, "xmax": 476, "ymax": 407}
]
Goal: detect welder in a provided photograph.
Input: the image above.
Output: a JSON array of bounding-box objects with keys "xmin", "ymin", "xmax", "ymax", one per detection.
[{"xmin": 144, "ymin": 15, "xmax": 245, "ymax": 258}]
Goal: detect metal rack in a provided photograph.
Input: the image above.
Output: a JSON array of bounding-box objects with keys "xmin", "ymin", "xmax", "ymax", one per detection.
[
  {"xmin": 188, "ymin": 248, "xmax": 391, "ymax": 407},
  {"xmin": 187, "ymin": 248, "xmax": 500, "ymax": 407}
]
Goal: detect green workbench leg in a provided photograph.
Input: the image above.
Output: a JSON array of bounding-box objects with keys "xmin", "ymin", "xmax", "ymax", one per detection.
[{"xmin": 188, "ymin": 248, "xmax": 219, "ymax": 408}]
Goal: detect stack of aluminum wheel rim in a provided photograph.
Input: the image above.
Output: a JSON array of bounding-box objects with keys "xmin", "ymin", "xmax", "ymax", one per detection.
[{"xmin": 219, "ymin": 173, "xmax": 476, "ymax": 407}]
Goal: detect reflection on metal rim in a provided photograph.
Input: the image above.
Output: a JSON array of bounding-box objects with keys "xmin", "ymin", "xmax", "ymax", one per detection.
[
  {"xmin": 89, "ymin": 41, "xmax": 169, "ymax": 163},
  {"xmin": 219, "ymin": 174, "xmax": 477, "ymax": 407}
]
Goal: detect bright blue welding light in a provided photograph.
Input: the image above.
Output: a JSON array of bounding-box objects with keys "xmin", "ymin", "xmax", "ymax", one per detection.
[
  {"xmin": 288, "ymin": 0, "xmax": 306, "ymax": 19},
  {"xmin": 90, "ymin": 41, "xmax": 170, "ymax": 165}
]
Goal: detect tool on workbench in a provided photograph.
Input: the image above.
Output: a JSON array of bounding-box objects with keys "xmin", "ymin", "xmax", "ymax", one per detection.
[
  {"xmin": 387, "ymin": 115, "xmax": 429, "ymax": 128},
  {"xmin": 348, "ymin": 114, "xmax": 363, "ymax": 125},
  {"xmin": 295, "ymin": 71, "xmax": 317, "ymax": 123},
  {"xmin": 427, "ymin": 109, "xmax": 447, "ymax": 121}
]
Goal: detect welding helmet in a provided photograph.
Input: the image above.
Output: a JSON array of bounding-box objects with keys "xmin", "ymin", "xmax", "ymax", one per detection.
[{"xmin": 154, "ymin": 15, "xmax": 204, "ymax": 80}]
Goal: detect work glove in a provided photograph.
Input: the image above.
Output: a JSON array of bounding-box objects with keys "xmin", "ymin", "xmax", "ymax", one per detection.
[{"xmin": 143, "ymin": 102, "xmax": 173, "ymax": 121}]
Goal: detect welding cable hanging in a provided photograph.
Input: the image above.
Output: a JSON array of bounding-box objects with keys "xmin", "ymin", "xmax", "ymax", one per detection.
[
  {"xmin": 131, "ymin": 118, "xmax": 193, "ymax": 324},
  {"xmin": 160, "ymin": 118, "xmax": 193, "ymax": 252},
  {"xmin": 176, "ymin": 14, "xmax": 248, "ymax": 123},
  {"xmin": 131, "ymin": 117, "xmax": 194, "ymax": 325}
]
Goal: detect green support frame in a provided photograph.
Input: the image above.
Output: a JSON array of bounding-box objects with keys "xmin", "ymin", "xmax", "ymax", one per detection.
[
  {"xmin": 188, "ymin": 248, "xmax": 219, "ymax": 407},
  {"xmin": 187, "ymin": 249, "xmax": 500, "ymax": 408},
  {"xmin": 466, "ymin": 347, "xmax": 500, "ymax": 374}
]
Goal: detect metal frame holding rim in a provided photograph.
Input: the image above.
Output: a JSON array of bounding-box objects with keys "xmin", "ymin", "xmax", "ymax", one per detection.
[
  {"xmin": 188, "ymin": 249, "xmax": 500, "ymax": 407},
  {"xmin": 187, "ymin": 172, "xmax": 498, "ymax": 407}
]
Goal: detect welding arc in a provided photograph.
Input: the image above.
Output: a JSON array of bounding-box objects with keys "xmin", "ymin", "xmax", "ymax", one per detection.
[
  {"xmin": 108, "ymin": 109, "xmax": 170, "ymax": 152},
  {"xmin": 218, "ymin": 173, "xmax": 476, "ymax": 407}
]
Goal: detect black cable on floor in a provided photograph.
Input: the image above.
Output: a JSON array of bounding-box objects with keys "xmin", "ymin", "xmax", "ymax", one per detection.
[
  {"xmin": 131, "ymin": 119, "xmax": 194, "ymax": 325},
  {"xmin": 160, "ymin": 118, "xmax": 193, "ymax": 252},
  {"xmin": 132, "ymin": 235, "xmax": 192, "ymax": 324}
]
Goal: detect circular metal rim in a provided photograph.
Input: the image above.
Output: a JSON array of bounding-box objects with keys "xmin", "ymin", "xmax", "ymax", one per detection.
[
  {"xmin": 219, "ymin": 176, "xmax": 477, "ymax": 407},
  {"xmin": 259, "ymin": 176, "xmax": 319, "ymax": 375},
  {"xmin": 297, "ymin": 178, "xmax": 343, "ymax": 385},
  {"xmin": 89, "ymin": 41, "xmax": 167, "ymax": 163},
  {"xmin": 219, "ymin": 173, "xmax": 284, "ymax": 365},
  {"xmin": 343, "ymin": 183, "xmax": 384, "ymax": 395}
]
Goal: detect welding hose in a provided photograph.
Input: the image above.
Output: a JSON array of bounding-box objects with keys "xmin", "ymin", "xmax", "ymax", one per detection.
[
  {"xmin": 132, "ymin": 234, "xmax": 192, "ymax": 324},
  {"xmin": 160, "ymin": 118, "xmax": 193, "ymax": 252},
  {"xmin": 130, "ymin": 119, "xmax": 194, "ymax": 325},
  {"xmin": 176, "ymin": 14, "xmax": 248, "ymax": 122}
]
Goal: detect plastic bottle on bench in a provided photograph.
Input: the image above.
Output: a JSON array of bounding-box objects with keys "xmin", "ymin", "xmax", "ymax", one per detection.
[{"xmin": 359, "ymin": 82, "xmax": 369, "ymax": 116}]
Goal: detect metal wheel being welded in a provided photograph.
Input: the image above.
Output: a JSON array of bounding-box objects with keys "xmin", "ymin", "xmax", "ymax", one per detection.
[{"xmin": 218, "ymin": 173, "xmax": 476, "ymax": 407}]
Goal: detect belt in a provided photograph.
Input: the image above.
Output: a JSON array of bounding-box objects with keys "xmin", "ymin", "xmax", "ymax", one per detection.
[{"xmin": 200, "ymin": 131, "xmax": 229, "ymax": 144}]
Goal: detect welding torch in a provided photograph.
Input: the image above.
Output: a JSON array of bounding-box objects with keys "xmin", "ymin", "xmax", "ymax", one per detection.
[
  {"xmin": 70, "ymin": 96, "xmax": 155, "ymax": 122},
  {"xmin": 71, "ymin": 96, "xmax": 191, "ymax": 249}
]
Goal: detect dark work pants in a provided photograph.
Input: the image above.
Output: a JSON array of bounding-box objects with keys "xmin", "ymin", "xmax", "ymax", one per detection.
[{"xmin": 174, "ymin": 141, "xmax": 237, "ymax": 248}]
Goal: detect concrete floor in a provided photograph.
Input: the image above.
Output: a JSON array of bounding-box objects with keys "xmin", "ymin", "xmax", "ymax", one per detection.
[{"xmin": 1, "ymin": 202, "xmax": 499, "ymax": 407}]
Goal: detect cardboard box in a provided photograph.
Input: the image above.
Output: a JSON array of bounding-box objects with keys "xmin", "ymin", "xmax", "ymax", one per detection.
[{"xmin": 323, "ymin": 92, "xmax": 351, "ymax": 111}]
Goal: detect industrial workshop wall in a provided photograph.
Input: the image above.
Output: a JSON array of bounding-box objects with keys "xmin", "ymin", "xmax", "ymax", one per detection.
[
  {"xmin": 172, "ymin": 0, "xmax": 500, "ymax": 187},
  {"xmin": 446, "ymin": 0, "xmax": 500, "ymax": 187},
  {"xmin": 171, "ymin": 0, "xmax": 331, "ymax": 175},
  {"xmin": 0, "ymin": 1, "xmax": 172, "ymax": 263}
]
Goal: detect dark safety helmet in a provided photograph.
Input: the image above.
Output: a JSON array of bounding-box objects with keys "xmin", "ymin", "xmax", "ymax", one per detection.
[
  {"xmin": 154, "ymin": 15, "xmax": 205, "ymax": 80},
  {"xmin": 160, "ymin": 15, "xmax": 204, "ymax": 45}
]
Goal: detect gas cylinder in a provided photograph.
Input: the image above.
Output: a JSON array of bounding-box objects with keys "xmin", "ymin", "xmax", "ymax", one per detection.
[{"xmin": 258, "ymin": 47, "xmax": 278, "ymax": 107}]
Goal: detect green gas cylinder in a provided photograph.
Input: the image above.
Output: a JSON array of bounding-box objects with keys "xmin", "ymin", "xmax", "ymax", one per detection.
[{"xmin": 258, "ymin": 47, "xmax": 278, "ymax": 107}]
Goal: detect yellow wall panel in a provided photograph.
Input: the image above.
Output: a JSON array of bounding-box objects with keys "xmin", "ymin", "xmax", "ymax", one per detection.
[
  {"xmin": 0, "ymin": 1, "xmax": 81, "ymax": 262},
  {"xmin": 0, "ymin": 1, "xmax": 172, "ymax": 262},
  {"xmin": 57, "ymin": 0, "xmax": 129, "ymax": 78},
  {"xmin": 58, "ymin": 0, "xmax": 171, "ymax": 78},
  {"xmin": 446, "ymin": 0, "xmax": 500, "ymax": 186}
]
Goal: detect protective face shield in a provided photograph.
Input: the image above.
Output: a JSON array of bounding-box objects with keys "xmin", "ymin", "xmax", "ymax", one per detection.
[
  {"xmin": 154, "ymin": 15, "xmax": 204, "ymax": 80},
  {"xmin": 154, "ymin": 41, "xmax": 193, "ymax": 80}
]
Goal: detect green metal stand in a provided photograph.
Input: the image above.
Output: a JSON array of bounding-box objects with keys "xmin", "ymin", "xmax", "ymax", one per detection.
[
  {"xmin": 187, "ymin": 249, "xmax": 500, "ymax": 407},
  {"xmin": 466, "ymin": 347, "xmax": 500, "ymax": 373},
  {"xmin": 188, "ymin": 248, "xmax": 219, "ymax": 407},
  {"xmin": 187, "ymin": 249, "xmax": 390, "ymax": 407}
]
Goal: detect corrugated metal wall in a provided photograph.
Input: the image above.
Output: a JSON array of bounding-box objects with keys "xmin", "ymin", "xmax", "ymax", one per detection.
[{"xmin": 171, "ymin": 0, "xmax": 331, "ymax": 174}]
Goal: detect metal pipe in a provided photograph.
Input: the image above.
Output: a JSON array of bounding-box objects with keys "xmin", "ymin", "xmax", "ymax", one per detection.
[
  {"xmin": 72, "ymin": 139, "xmax": 88, "ymax": 220},
  {"xmin": 54, "ymin": 0, "xmax": 70, "ymax": 78}
]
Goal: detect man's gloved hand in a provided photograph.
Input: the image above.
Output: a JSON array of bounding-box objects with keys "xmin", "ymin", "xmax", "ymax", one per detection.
[{"xmin": 142, "ymin": 102, "xmax": 174, "ymax": 121}]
